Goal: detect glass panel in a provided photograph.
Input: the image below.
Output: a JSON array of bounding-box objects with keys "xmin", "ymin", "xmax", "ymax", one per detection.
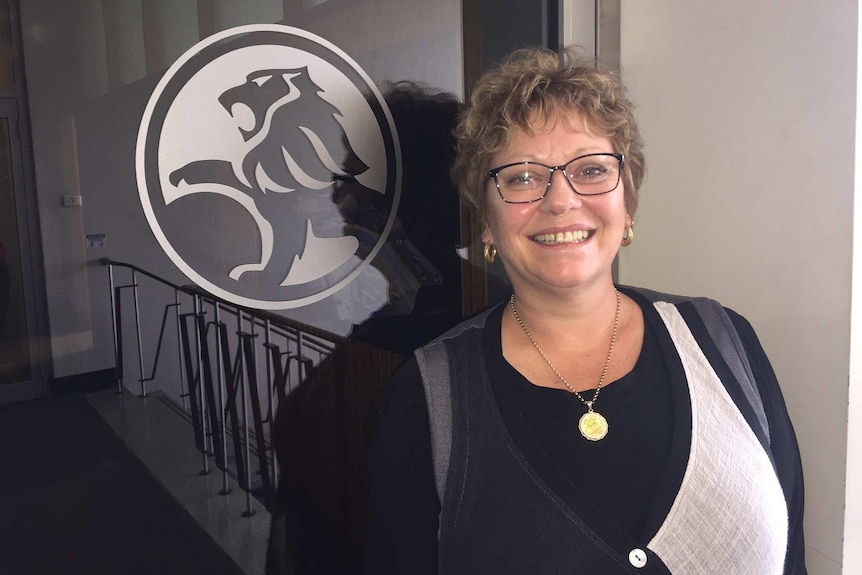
[
  {"xmin": 0, "ymin": 0, "xmax": 14, "ymax": 91},
  {"xmin": 0, "ymin": 116, "xmax": 30, "ymax": 383}
]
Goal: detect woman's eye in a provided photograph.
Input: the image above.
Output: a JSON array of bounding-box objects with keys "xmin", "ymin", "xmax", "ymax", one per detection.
[
  {"xmin": 578, "ymin": 165, "xmax": 608, "ymax": 179},
  {"xmin": 505, "ymin": 170, "xmax": 541, "ymax": 187}
]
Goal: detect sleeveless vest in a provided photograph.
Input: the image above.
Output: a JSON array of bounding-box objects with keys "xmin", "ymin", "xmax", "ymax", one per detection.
[{"xmin": 415, "ymin": 287, "xmax": 788, "ymax": 574}]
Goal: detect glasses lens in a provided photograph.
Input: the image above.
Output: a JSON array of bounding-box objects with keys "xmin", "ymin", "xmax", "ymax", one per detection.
[
  {"xmin": 564, "ymin": 154, "xmax": 621, "ymax": 195},
  {"xmin": 494, "ymin": 164, "xmax": 550, "ymax": 203}
]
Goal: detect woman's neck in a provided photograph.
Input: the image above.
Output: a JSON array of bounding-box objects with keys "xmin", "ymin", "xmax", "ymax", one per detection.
[
  {"xmin": 509, "ymin": 280, "xmax": 620, "ymax": 335},
  {"xmin": 501, "ymin": 280, "xmax": 643, "ymax": 392}
]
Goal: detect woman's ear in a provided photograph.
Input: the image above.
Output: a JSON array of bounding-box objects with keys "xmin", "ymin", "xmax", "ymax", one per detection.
[{"xmin": 480, "ymin": 212, "xmax": 494, "ymax": 245}]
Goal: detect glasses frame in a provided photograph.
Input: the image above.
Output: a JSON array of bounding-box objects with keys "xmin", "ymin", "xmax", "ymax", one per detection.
[{"xmin": 487, "ymin": 152, "xmax": 625, "ymax": 204}]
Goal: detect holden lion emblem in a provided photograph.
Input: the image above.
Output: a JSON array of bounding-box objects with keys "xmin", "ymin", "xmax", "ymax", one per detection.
[{"xmin": 137, "ymin": 25, "xmax": 401, "ymax": 309}]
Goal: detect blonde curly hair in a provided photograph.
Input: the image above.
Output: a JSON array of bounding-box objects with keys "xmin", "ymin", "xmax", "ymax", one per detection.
[{"xmin": 451, "ymin": 47, "xmax": 645, "ymax": 227}]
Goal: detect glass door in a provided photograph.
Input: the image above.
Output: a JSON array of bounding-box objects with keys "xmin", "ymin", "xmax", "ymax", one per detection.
[{"xmin": 0, "ymin": 98, "xmax": 43, "ymax": 403}]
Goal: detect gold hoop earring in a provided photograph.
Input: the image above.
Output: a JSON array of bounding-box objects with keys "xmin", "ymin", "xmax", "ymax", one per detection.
[
  {"xmin": 621, "ymin": 224, "xmax": 634, "ymax": 247},
  {"xmin": 483, "ymin": 243, "xmax": 497, "ymax": 263}
]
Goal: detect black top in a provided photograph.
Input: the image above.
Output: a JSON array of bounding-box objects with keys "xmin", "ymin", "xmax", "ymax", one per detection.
[
  {"xmin": 366, "ymin": 304, "xmax": 674, "ymax": 573},
  {"xmin": 366, "ymin": 294, "xmax": 807, "ymax": 575}
]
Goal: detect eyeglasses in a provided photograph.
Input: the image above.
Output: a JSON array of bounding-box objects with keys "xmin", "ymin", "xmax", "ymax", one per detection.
[{"xmin": 488, "ymin": 153, "xmax": 625, "ymax": 204}]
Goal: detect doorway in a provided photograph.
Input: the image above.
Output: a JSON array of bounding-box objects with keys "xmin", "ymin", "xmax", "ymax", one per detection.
[{"xmin": 0, "ymin": 97, "xmax": 43, "ymax": 403}]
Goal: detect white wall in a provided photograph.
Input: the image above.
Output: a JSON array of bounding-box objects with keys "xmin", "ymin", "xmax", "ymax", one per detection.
[
  {"xmin": 617, "ymin": 2, "xmax": 857, "ymax": 574},
  {"xmin": 843, "ymin": 5, "xmax": 862, "ymax": 572}
]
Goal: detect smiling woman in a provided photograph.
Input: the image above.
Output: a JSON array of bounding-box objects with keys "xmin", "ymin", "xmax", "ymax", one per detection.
[
  {"xmin": 366, "ymin": 47, "xmax": 807, "ymax": 575},
  {"xmin": 480, "ymin": 120, "xmax": 629, "ymax": 298}
]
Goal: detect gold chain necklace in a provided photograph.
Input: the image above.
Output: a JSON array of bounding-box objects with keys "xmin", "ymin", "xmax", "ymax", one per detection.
[{"xmin": 509, "ymin": 289, "xmax": 621, "ymax": 441}]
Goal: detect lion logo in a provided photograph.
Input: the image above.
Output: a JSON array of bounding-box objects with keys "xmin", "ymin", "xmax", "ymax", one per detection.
[{"xmin": 137, "ymin": 25, "xmax": 401, "ymax": 310}]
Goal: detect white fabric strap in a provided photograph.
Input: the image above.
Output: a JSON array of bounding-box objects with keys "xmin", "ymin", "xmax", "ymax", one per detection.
[{"xmin": 648, "ymin": 302, "xmax": 788, "ymax": 575}]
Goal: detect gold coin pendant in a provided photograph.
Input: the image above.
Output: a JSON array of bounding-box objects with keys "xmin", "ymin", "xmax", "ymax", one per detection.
[{"xmin": 578, "ymin": 411, "xmax": 609, "ymax": 441}]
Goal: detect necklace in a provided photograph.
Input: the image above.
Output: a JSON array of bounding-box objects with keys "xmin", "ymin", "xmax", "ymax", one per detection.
[{"xmin": 509, "ymin": 289, "xmax": 621, "ymax": 441}]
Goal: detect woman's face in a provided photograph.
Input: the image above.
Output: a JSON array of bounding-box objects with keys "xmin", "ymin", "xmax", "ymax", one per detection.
[{"xmin": 482, "ymin": 116, "xmax": 630, "ymax": 297}]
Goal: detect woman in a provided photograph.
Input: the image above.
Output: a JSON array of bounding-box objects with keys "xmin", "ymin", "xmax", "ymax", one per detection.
[{"xmin": 366, "ymin": 47, "xmax": 806, "ymax": 574}]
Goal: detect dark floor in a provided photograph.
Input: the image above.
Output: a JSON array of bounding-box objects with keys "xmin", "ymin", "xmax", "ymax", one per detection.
[{"xmin": 0, "ymin": 394, "xmax": 251, "ymax": 575}]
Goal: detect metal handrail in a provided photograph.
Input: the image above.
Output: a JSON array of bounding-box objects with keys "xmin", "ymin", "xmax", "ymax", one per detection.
[
  {"xmin": 102, "ymin": 257, "xmax": 340, "ymax": 514},
  {"xmin": 101, "ymin": 257, "xmax": 344, "ymax": 346}
]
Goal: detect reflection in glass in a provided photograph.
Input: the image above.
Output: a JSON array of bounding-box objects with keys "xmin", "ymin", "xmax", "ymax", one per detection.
[
  {"xmin": 336, "ymin": 81, "xmax": 463, "ymax": 355},
  {"xmin": 0, "ymin": 0, "xmax": 13, "ymax": 92},
  {"xmin": 167, "ymin": 67, "xmax": 366, "ymax": 290},
  {"xmin": 268, "ymin": 81, "xmax": 464, "ymax": 573},
  {"xmin": 0, "ymin": 117, "xmax": 31, "ymax": 384},
  {"xmin": 143, "ymin": 40, "xmax": 401, "ymax": 314}
]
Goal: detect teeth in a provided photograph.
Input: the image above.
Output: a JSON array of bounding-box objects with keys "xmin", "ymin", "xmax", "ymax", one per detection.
[{"xmin": 532, "ymin": 230, "xmax": 591, "ymax": 245}]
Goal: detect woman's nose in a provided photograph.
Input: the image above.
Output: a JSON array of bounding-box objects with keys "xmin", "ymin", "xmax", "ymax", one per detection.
[{"xmin": 541, "ymin": 169, "xmax": 582, "ymax": 214}]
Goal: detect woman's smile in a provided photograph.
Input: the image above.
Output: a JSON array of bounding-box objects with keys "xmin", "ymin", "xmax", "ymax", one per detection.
[
  {"xmin": 482, "ymin": 117, "xmax": 629, "ymax": 294},
  {"xmin": 530, "ymin": 228, "xmax": 594, "ymax": 245}
]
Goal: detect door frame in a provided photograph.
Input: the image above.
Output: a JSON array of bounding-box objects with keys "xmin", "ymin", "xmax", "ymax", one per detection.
[{"xmin": 0, "ymin": 97, "xmax": 48, "ymax": 403}]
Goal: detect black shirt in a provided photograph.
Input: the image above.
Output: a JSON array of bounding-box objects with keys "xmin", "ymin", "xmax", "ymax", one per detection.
[{"xmin": 366, "ymin": 304, "xmax": 673, "ymax": 573}]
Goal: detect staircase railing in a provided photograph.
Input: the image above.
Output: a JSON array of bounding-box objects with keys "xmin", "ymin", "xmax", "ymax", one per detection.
[{"xmin": 102, "ymin": 257, "xmax": 341, "ymax": 514}]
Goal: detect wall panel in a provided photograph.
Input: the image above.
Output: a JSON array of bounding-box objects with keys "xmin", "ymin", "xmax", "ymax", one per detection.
[{"xmin": 618, "ymin": 2, "xmax": 857, "ymax": 572}]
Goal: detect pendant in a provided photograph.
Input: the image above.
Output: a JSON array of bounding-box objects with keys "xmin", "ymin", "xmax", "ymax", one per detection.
[{"xmin": 578, "ymin": 410, "xmax": 609, "ymax": 441}]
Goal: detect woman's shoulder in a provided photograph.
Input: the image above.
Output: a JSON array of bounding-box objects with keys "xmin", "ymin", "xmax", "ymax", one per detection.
[
  {"xmin": 416, "ymin": 301, "xmax": 505, "ymax": 352},
  {"xmin": 619, "ymin": 284, "xmax": 721, "ymax": 306},
  {"xmin": 620, "ymin": 285, "xmax": 753, "ymax": 330},
  {"xmin": 620, "ymin": 285, "xmax": 768, "ymax": 380}
]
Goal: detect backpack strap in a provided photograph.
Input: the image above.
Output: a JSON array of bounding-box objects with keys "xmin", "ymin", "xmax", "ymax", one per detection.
[
  {"xmin": 416, "ymin": 338, "xmax": 454, "ymax": 503},
  {"xmin": 689, "ymin": 298, "xmax": 770, "ymax": 443},
  {"xmin": 415, "ymin": 307, "xmax": 495, "ymax": 504}
]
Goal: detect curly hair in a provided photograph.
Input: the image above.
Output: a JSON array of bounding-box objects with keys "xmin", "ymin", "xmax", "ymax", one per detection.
[{"xmin": 451, "ymin": 47, "xmax": 645, "ymax": 227}]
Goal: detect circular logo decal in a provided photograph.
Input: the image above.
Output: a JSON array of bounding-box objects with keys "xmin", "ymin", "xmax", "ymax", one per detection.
[{"xmin": 137, "ymin": 25, "xmax": 401, "ymax": 309}]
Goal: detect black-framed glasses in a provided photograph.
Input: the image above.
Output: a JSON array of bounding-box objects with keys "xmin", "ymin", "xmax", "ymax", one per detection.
[{"xmin": 488, "ymin": 153, "xmax": 625, "ymax": 204}]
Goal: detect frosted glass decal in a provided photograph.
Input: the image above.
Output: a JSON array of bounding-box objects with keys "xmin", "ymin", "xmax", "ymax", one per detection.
[{"xmin": 137, "ymin": 25, "xmax": 401, "ymax": 310}]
